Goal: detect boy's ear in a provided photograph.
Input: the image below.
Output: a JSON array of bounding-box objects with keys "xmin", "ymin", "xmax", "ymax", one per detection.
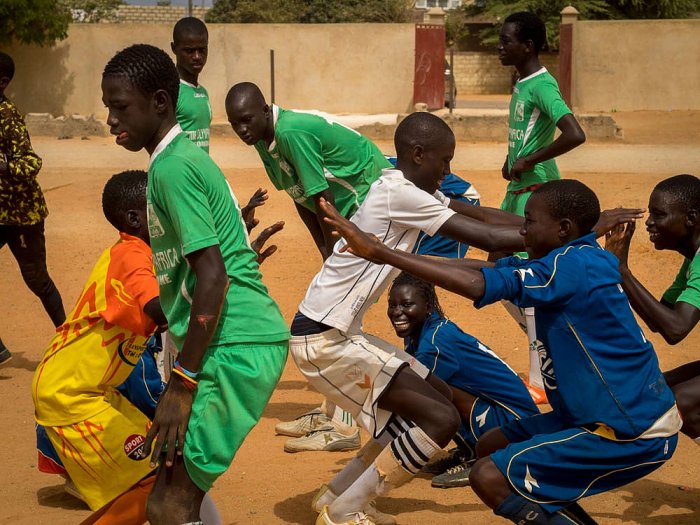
[
  {"xmin": 126, "ymin": 209, "xmax": 141, "ymax": 229},
  {"xmin": 558, "ymin": 218, "xmax": 574, "ymax": 239},
  {"xmin": 412, "ymin": 144, "xmax": 424, "ymax": 165},
  {"xmin": 170, "ymin": 41, "xmax": 176, "ymax": 54},
  {"xmin": 686, "ymin": 208, "xmax": 699, "ymax": 227},
  {"xmin": 153, "ymin": 89, "xmax": 171, "ymax": 114},
  {"xmin": 0, "ymin": 77, "xmax": 9, "ymax": 91}
]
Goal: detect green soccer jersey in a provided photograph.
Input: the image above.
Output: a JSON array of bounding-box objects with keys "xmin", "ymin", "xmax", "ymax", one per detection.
[
  {"xmin": 506, "ymin": 67, "xmax": 572, "ymax": 193},
  {"xmin": 662, "ymin": 248, "xmax": 700, "ymax": 311},
  {"xmin": 147, "ymin": 126, "xmax": 289, "ymax": 349},
  {"xmin": 253, "ymin": 105, "xmax": 391, "ymax": 218},
  {"xmin": 176, "ymin": 80, "xmax": 212, "ymax": 153}
]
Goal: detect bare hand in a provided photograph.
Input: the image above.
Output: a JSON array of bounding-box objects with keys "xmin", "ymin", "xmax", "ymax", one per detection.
[
  {"xmin": 501, "ymin": 156, "xmax": 511, "ymax": 181},
  {"xmin": 509, "ymin": 157, "xmax": 533, "ymax": 182},
  {"xmin": 144, "ymin": 378, "xmax": 193, "ymax": 468},
  {"xmin": 605, "ymin": 220, "xmax": 636, "ymax": 268},
  {"xmin": 319, "ymin": 198, "xmax": 385, "ymax": 263},
  {"xmin": 593, "ymin": 207, "xmax": 644, "ymax": 237},
  {"xmin": 241, "ymin": 188, "xmax": 269, "ymax": 233},
  {"xmin": 251, "ymin": 221, "xmax": 285, "ymax": 264}
]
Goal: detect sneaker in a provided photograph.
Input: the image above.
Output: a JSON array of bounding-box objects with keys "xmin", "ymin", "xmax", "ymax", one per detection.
[
  {"xmin": 422, "ymin": 446, "xmax": 471, "ymax": 475},
  {"xmin": 285, "ymin": 426, "xmax": 361, "ymax": 453},
  {"xmin": 275, "ymin": 409, "xmax": 331, "ymax": 437},
  {"xmin": 524, "ymin": 379, "xmax": 548, "ymax": 405},
  {"xmin": 316, "ymin": 506, "xmax": 375, "ymax": 525},
  {"xmin": 0, "ymin": 346, "xmax": 12, "ymax": 367},
  {"xmin": 431, "ymin": 459, "xmax": 475, "ymax": 488},
  {"xmin": 63, "ymin": 478, "xmax": 86, "ymax": 502},
  {"xmin": 312, "ymin": 485, "xmax": 395, "ymax": 525}
]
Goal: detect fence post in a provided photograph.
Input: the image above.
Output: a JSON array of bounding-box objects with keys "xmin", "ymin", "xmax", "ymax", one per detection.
[{"xmin": 559, "ymin": 5, "xmax": 579, "ymax": 108}]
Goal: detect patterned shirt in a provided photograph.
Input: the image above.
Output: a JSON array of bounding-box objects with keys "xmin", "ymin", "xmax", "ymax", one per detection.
[{"xmin": 0, "ymin": 97, "xmax": 47, "ymax": 225}]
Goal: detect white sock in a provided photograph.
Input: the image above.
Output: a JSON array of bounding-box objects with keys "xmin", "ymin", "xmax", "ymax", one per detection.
[
  {"xmin": 326, "ymin": 439, "xmax": 384, "ymax": 499},
  {"xmin": 200, "ymin": 493, "xmax": 221, "ymax": 525},
  {"xmin": 525, "ymin": 307, "xmax": 544, "ymax": 389},
  {"xmin": 331, "ymin": 405, "xmax": 356, "ymax": 435}
]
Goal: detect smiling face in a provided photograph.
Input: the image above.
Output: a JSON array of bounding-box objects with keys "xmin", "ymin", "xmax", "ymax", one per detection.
[
  {"xmin": 172, "ymin": 31, "xmax": 208, "ymax": 84},
  {"xmin": 388, "ymin": 284, "xmax": 430, "ymax": 340},
  {"xmin": 101, "ymin": 75, "xmax": 161, "ymax": 153},
  {"xmin": 497, "ymin": 22, "xmax": 529, "ymax": 67},
  {"xmin": 226, "ymin": 96, "xmax": 271, "ymax": 146},
  {"xmin": 520, "ymin": 193, "xmax": 566, "ymax": 259},
  {"xmin": 646, "ymin": 189, "xmax": 690, "ymax": 251},
  {"xmin": 413, "ymin": 136, "xmax": 455, "ymax": 194}
]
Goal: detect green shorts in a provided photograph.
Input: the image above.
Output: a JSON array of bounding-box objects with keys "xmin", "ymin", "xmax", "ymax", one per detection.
[
  {"xmin": 500, "ymin": 190, "xmax": 533, "ymax": 217},
  {"xmin": 183, "ymin": 340, "xmax": 288, "ymax": 491}
]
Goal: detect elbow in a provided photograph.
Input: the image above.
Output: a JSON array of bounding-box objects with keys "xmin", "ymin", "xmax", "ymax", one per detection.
[
  {"xmin": 574, "ymin": 126, "xmax": 586, "ymax": 147},
  {"xmin": 660, "ymin": 326, "xmax": 689, "ymax": 346}
]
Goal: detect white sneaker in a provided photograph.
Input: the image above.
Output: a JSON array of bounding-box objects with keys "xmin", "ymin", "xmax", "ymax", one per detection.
[
  {"xmin": 284, "ymin": 426, "xmax": 361, "ymax": 453},
  {"xmin": 275, "ymin": 409, "xmax": 331, "ymax": 437},
  {"xmin": 312, "ymin": 484, "xmax": 395, "ymax": 525},
  {"xmin": 316, "ymin": 506, "xmax": 375, "ymax": 525}
]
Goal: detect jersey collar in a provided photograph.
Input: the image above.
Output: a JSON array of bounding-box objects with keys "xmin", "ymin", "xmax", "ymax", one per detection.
[
  {"xmin": 268, "ymin": 104, "xmax": 280, "ymax": 151},
  {"xmin": 179, "ymin": 79, "xmax": 198, "ymax": 88},
  {"xmin": 149, "ymin": 124, "xmax": 182, "ymax": 168},
  {"xmin": 517, "ymin": 66, "xmax": 547, "ymax": 84}
]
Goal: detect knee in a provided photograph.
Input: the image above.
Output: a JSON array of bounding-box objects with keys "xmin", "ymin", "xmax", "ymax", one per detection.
[
  {"xmin": 674, "ymin": 387, "xmax": 700, "ymax": 429},
  {"xmin": 430, "ymin": 402, "xmax": 461, "ymax": 446},
  {"xmin": 20, "ymin": 264, "xmax": 52, "ymax": 294},
  {"xmin": 469, "ymin": 458, "xmax": 510, "ymax": 509},
  {"xmin": 146, "ymin": 492, "xmax": 168, "ymax": 525},
  {"xmin": 475, "ymin": 428, "xmax": 509, "ymax": 459}
]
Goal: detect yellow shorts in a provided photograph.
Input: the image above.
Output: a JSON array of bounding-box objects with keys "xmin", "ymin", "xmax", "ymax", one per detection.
[{"xmin": 44, "ymin": 391, "xmax": 155, "ymax": 511}]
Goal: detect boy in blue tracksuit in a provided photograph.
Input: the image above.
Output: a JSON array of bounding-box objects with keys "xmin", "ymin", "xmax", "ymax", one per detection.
[
  {"xmin": 322, "ymin": 179, "xmax": 681, "ymax": 524},
  {"xmin": 388, "ymin": 272, "xmax": 538, "ymax": 487}
]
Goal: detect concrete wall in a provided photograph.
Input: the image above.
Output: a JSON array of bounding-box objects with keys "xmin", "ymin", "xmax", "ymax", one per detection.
[
  {"xmin": 572, "ymin": 20, "xmax": 700, "ymax": 111},
  {"xmin": 6, "ymin": 23, "xmax": 415, "ymax": 119},
  {"xmin": 449, "ymin": 51, "xmax": 559, "ymax": 95},
  {"xmin": 116, "ymin": 5, "xmax": 209, "ymax": 24}
]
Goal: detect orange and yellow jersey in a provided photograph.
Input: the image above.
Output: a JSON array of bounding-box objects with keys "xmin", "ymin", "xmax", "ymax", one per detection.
[{"xmin": 32, "ymin": 233, "xmax": 159, "ymax": 426}]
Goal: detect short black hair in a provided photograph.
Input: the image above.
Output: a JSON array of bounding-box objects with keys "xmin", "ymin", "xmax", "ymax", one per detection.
[
  {"xmin": 173, "ymin": 17, "xmax": 208, "ymax": 43},
  {"xmin": 504, "ymin": 11, "xmax": 547, "ymax": 54},
  {"xmin": 103, "ymin": 44, "xmax": 180, "ymax": 110},
  {"xmin": 102, "ymin": 170, "xmax": 147, "ymax": 232},
  {"xmin": 390, "ymin": 272, "xmax": 445, "ymax": 319},
  {"xmin": 226, "ymin": 81, "xmax": 267, "ymax": 109},
  {"xmin": 653, "ymin": 174, "xmax": 700, "ymax": 212},
  {"xmin": 0, "ymin": 52, "xmax": 15, "ymax": 81},
  {"xmin": 394, "ymin": 112, "xmax": 454, "ymax": 161},
  {"xmin": 532, "ymin": 179, "xmax": 600, "ymax": 233}
]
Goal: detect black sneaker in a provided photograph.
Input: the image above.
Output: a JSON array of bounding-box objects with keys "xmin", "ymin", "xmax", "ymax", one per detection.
[
  {"xmin": 422, "ymin": 446, "xmax": 471, "ymax": 475},
  {"xmin": 0, "ymin": 346, "xmax": 12, "ymax": 367},
  {"xmin": 431, "ymin": 459, "xmax": 476, "ymax": 488}
]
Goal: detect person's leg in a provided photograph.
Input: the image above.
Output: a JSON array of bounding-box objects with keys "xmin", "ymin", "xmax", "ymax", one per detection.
[
  {"xmin": 327, "ymin": 367, "xmax": 459, "ymax": 521},
  {"xmin": 7, "ymin": 221, "xmax": 65, "ymax": 327},
  {"xmin": 665, "ymin": 364, "xmax": 700, "ymax": 442}
]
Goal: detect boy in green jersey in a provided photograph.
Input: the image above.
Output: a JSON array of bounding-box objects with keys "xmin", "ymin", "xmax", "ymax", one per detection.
[
  {"xmin": 607, "ymin": 174, "xmax": 700, "ymax": 446},
  {"xmin": 496, "ymin": 11, "xmax": 586, "ymax": 403},
  {"xmin": 226, "ymin": 81, "xmax": 391, "ymax": 259},
  {"xmin": 102, "ymin": 44, "xmax": 289, "ymax": 525},
  {"xmin": 172, "ymin": 17, "xmax": 212, "ymax": 153}
]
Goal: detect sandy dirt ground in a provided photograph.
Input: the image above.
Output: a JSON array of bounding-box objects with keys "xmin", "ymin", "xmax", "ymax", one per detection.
[{"xmin": 2, "ymin": 112, "xmax": 699, "ymax": 524}]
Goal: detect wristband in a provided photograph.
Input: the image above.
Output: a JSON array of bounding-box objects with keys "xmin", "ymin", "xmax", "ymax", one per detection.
[
  {"xmin": 172, "ymin": 368, "xmax": 198, "ymax": 391},
  {"xmin": 174, "ymin": 360, "xmax": 199, "ymax": 380}
]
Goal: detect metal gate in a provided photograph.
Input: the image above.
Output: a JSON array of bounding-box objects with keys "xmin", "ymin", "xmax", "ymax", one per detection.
[{"xmin": 413, "ymin": 24, "xmax": 446, "ymax": 110}]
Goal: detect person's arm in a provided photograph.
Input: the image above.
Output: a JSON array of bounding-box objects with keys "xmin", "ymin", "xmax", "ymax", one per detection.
[
  {"xmin": 240, "ymin": 188, "xmax": 268, "ymax": 233},
  {"xmin": 143, "ymin": 297, "xmax": 168, "ymax": 332},
  {"xmin": 448, "ymin": 198, "xmax": 523, "ymax": 226},
  {"xmin": 606, "ymin": 222, "xmax": 700, "ymax": 344},
  {"xmin": 145, "ymin": 245, "xmax": 228, "ymax": 468},
  {"xmin": 436, "ymin": 214, "xmax": 524, "ymax": 254},
  {"xmin": 510, "ymin": 114, "xmax": 585, "ymax": 182},
  {"xmin": 295, "ymin": 201, "xmax": 328, "ymax": 259},
  {"xmin": 0, "ymin": 105, "xmax": 42, "ymax": 180},
  {"xmin": 312, "ymin": 188, "xmax": 339, "ymax": 257}
]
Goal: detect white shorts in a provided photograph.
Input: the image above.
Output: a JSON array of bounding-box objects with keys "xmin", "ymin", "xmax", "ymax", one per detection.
[{"xmin": 289, "ymin": 329, "xmax": 429, "ymax": 438}]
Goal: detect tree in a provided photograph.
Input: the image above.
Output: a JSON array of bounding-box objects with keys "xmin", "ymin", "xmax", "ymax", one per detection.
[
  {"xmin": 0, "ymin": 0, "xmax": 71, "ymax": 47},
  {"xmin": 453, "ymin": 0, "xmax": 700, "ymax": 51},
  {"xmin": 206, "ymin": 0, "xmax": 413, "ymax": 24},
  {"xmin": 69, "ymin": 0, "xmax": 124, "ymax": 23}
]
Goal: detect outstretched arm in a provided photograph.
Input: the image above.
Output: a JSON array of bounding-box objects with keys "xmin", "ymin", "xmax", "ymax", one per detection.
[
  {"xmin": 436, "ymin": 214, "xmax": 524, "ymax": 254},
  {"xmin": 606, "ymin": 222, "xmax": 700, "ymax": 344},
  {"xmin": 295, "ymin": 202, "xmax": 329, "ymax": 259},
  {"xmin": 320, "ymin": 198, "xmax": 487, "ymax": 301},
  {"xmin": 448, "ymin": 199, "xmax": 523, "ymax": 226}
]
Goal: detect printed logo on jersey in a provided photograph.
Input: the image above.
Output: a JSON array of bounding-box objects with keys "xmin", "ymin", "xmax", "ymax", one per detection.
[
  {"xmin": 117, "ymin": 338, "xmax": 146, "ymax": 366},
  {"xmin": 515, "ymin": 101, "xmax": 525, "ymax": 122},
  {"xmin": 532, "ymin": 339, "xmax": 556, "ymax": 390},
  {"xmin": 284, "ymin": 183, "xmax": 306, "ymax": 201},
  {"xmin": 147, "ymin": 202, "xmax": 165, "ymax": 238},
  {"xmin": 124, "ymin": 434, "xmax": 148, "ymax": 461},
  {"xmin": 517, "ymin": 268, "xmax": 535, "ymax": 281},
  {"xmin": 524, "ymin": 465, "xmax": 540, "ymax": 493}
]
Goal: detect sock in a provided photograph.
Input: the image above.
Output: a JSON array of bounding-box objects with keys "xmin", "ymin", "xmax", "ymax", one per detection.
[
  {"xmin": 329, "ymin": 427, "xmax": 440, "ymax": 521},
  {"xmin": 331, "ymin": 404, "xmax": 356, "ymax": 435},
  {"xmin": 495, "ymin": 493, "xmax": 576, "ymax": 524},
  {"xmin": 200, "ymin": 493, "xmax": 221, "ymax": 525},
  {"xmin": 326, "ymin": 440, "xmax": 384, "ymax": 500},
  {"xmin": 525, "ymin": 307, "xmax": 544, "ymax": 390}
]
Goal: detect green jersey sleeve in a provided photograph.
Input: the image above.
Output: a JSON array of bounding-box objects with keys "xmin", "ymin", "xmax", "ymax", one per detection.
[
  {"xmin": 153, "ymin": 157, "xmax": 219, "ymax": 256},
  {"xmin": 276, "ymin": 131, "xmax": 329, "ymax": 198},
  {"xmin": 662, "ymin": 255, "xmax": 700, "ymax": 310},
  {"xmin": 533, "ymin": 78, "xmax": 572, "ymax": 125}
]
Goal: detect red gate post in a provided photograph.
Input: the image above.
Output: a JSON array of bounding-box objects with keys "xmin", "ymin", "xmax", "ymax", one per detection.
[
  {"xmin": 559, "ymin": 5, "xmax": 579, "ymax": 108},
  {"xmin": 414, "ymin": 24, "xmax": 446, "ymax": 111}
]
